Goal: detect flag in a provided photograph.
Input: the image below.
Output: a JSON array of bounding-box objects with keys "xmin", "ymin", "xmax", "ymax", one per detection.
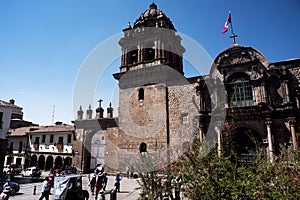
[{"xmin": 221, "ymin": 12, "xmax": 231, "ymax": 34}]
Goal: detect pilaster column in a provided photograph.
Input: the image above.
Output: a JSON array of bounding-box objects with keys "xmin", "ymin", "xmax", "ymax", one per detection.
[
  {"xmin": 154, "ymin": 40, "xmax": 158, "ymax": 59},
  {"xmin": 262, "ymin": 82, "xmax": 267, "ymax": 103},
  {"xmin": 199, "ymin": 124, "xmax": 204, "ymax": 143},
  {"xmin": 284, "ymin": 80, "xmax": 291, "ymax": 103},
  {"xmin": 289, "ymin": 117, "xmax": 298, "ymax": 150},
  {"xmin": 138, "ymin": 43, "xmax": 142, "ymax": 63},
  {"xmin": 216, "ymin": 125, "xmax": 222, "ymax": 158},
  {"xmin": 265, "ymin": 119, "xmax": 274, "ymax": 163}
]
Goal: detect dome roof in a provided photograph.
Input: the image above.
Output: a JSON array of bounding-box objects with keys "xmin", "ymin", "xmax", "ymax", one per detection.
[
  {"xmin": 133, "ymin": 3, "xmax": 175, "ymax": 30},
  {"xmin": 214, "ymin": 44, "xmax": 269, "ymax": 68}
]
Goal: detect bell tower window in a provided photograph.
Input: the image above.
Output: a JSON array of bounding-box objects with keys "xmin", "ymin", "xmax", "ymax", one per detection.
[
  {"xmin": 138, "ymin": 88, "xmax": 144, "ymax": 101},
  {"xmin": 129, "ymin": 50, "xmax": 138, "ymax": 64},
  {"xmin": 145, "ymin": 42, "xmax": 155, "ymax": 61}
]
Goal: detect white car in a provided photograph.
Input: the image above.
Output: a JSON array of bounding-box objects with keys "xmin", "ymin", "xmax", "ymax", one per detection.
[
  {"xmin": 3, "ymin": 166, "xmax": 11, "ymax": 173},
  {"xmin": 21, "ymin": 167, "xmax": 41, "ymax": 177}
]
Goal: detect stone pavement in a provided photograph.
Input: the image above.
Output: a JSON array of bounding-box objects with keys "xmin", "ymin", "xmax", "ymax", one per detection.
[{"xmin": 9, "ymin": 173, "xmax": 140, "ymax": 200}]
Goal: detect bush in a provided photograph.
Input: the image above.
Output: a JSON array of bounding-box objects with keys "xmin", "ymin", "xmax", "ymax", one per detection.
[{"xmin": 137, "ymin": 142, "xmax": 300, "ymax": 199}]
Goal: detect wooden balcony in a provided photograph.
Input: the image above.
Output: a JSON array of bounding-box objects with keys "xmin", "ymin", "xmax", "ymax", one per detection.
[
  {"xmin": 33, "ymin": 143, "xmax": 39, "ymax": 150},
  {"xmin": 56, "ymin": 142, "xmax": 63, "ymax": 150}
]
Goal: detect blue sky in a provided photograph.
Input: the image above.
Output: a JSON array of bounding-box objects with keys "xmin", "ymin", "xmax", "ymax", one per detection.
[{"xmin": 0, "ymin": 0, "xmax": 299, "ymax": 125}]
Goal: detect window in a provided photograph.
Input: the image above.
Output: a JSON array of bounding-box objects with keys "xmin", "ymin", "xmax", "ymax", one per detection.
[
  {"xmin": 181, "ymin": 113, "xmax": 188, "ymax": 124},
  {"xmin": 139, "ymin": 142, "xmax": 147, "ymax": 153},
  {"xmin": 50, "ymin": 135, "xmax": 54, "ymax": 143},
  {"xmin": 129, "ymin": 50, "xmax": 138, "ymax": 64},
  {"xmin": 58, "ymin": 136, "xmax": 64, "ymax": 143},
  {"xmin": 228, "ymin": 76, "xmax": 253, "ymax": 107},
  {"xmin": 9, "ymin": 142, "xmax": 13, "ymax": 154},
  {"xmin": 42, "ymin": 135, "xmax": 46, "ymax": 143},
  {"xmin": 0, "ymin": 112, "xmax": 3, "ymax": 129},
  {"xmin": 138, "ymin": 88, "xmax": 144, "ymax": 101},
  {"xmin": 35, "ymin": 137, "xmax": 40, "ymax": 144},
  {"xmin": 68, "ymin": 134, "xmax": 72, "ymax": 143},
  {"xmin": 145, "ymin": 43, "xmax": 155, "ymax": 61},
  {"xmin": 19, "ymin": 141, "xmax": 23, "ymax": 153}
]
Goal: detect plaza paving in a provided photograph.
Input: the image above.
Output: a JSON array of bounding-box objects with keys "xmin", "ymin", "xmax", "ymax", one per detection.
[{"xmin": 9, "ymin": 173, "xmax": 140, "ymax": 200}]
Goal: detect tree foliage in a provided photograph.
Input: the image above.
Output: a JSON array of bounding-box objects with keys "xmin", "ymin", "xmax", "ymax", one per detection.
[{"xmin": 138, "ymin": 141, "xmax": 300, "ymax": 199}]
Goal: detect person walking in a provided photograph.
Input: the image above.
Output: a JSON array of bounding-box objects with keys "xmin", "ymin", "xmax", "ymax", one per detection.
[
  {"xmin": 114, "ymin": 173, "xmax": 122, "ymax": 192},
  {"xmin": 89, "ymin": 174, "xmax": 96, "ymax": 195},
  {"xmin": 102, "ymin": 173, "xmax": 108, "ymax": 191},
  {"xmin": 39, "ymin": 177, "xmax": 51, "ymax": 200},
  {"xmin": 95, "ymin": 173, "xmax": 104, "ymax": 200}
]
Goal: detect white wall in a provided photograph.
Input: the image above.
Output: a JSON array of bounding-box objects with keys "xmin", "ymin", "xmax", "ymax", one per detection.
[
  {"xmin": 0, "ymin": 106, "xmax": 12, "ymax": 139},
  {"xmin": 29, "ymin": 132, "xmax": 73, "ymax": 154}
]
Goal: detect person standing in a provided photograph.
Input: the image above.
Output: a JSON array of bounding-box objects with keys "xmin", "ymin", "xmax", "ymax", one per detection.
[
  {"xmin": 114, "ymin": 173, "xmax": 122, "ymax": 192},
  {"xmin": 39, "ymin": 177, "xmax": 50, "ymax": 200}
]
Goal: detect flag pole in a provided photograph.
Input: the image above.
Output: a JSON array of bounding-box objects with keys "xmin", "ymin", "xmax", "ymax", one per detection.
[{"xmin": 229, "ymin": 12, "xmax": 238, "ymax": 44}]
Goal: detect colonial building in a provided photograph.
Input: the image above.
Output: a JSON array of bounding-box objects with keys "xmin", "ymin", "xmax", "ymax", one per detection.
[
  {"xmin": 0, "ymin": 99, "xmax": 36, "ymax": 172},
  {"xmin": 4, "ymin": 122, "xmax": 75, "ymax": 171},
  {"xmin": 5, "ymin": 126, "xmax": 32, "ymax": 169},
  {"xmin": 26, "ymin": 122, "xmax": 75, "ymax": 170},
  {"xmin": 74, "ymin": 3, "xmax": 300, "ymax": 172},
  {"xmin": 0, "ymin": 99, "xmax": 23, "ymax": 172}
]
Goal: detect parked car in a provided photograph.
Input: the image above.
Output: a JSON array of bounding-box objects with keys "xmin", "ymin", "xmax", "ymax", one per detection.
[
  {"xmin": 0, "ymin": 181, "xmax": 20, "ymax": 196},
  {"xmin": 3, "ymin": 164, "xmax": 22, "ymax": 175},
  {"xmin": 21, "ymin": 167, "xmax": 41, "ymax": 177}
]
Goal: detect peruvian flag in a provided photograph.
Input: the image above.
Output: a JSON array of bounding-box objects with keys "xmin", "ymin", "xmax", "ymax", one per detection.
[{"xmin": 221, "ymin": 13, "xmax": 231, "ymax": 34}]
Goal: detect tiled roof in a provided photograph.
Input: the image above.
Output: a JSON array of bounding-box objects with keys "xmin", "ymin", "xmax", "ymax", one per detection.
[
  {"xmin": 0, "ymin": 100, "xmax": 22, "ymax": 109},
  {"xmin": 29, "ymin": 124, "xmax": 75, "ymax": 133},
  {"xmin": 9, "ymin": 124, "xmax": 74, "ymax": 136},
  {"xmin": 9, "ymin": 126, "xmax": 36, "ymax": 137}
]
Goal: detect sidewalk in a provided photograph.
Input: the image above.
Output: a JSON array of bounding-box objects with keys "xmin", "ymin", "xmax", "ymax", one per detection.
[
  {"xmin": 83, "ymin": 174, "xmax": 140, "ymax": 200},
  {"xmin": 40, "ymin": 171, "xmax": 141, "ymax": 200}
]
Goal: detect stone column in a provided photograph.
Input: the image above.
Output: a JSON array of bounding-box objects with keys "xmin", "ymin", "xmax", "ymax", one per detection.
[
  {"xmin": 199, "ymin": 124, "xmax": 204, "ymax": 143},
  {"xmin": 262, "ymin": 82, "xmax": 267, "ymax": 103},
  {"xmin": 265, "ymin": 119, "xmax": 274, "ymax": 163},
  {"xmin": 289, "ymin": 118, "xmax": 298, "ymax": 150},
  {"xmin": 284, "ymin": 80, "xmax": 291, "ymax": 103},
  {"xmin": 217, "ymin": 126, "xmax": 222, "ymax": 158}
]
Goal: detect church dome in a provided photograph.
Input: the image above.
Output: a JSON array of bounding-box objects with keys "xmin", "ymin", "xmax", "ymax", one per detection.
[{"xmin": 133, "ymin": 3, "xmax": 175, "ymax": 30}]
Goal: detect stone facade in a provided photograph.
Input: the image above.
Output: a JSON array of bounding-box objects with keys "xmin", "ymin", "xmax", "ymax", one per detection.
[{"xmin": 74, "ymin": 3, "xmax": 300, "ymax": 172}]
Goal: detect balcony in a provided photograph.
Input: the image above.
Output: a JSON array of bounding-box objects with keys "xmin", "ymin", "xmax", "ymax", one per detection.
[
  {"xmin": 56, "ymin": 142, "xmax": 64, "ymax": 150},
  {"xmin": 33, "ymin": 143, "xmax": 39, "ymax": 150}
]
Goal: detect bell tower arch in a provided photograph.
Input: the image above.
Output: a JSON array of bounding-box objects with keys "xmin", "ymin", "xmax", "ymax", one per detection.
[{"xmin": 114, "ymin": 3, "xmax": 185, "ymax": 80}]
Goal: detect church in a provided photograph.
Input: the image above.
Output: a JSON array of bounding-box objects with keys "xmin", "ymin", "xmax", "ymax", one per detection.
[{"xmin": 73, "ymin": 3, "xmax": 300, "ymax": 172}]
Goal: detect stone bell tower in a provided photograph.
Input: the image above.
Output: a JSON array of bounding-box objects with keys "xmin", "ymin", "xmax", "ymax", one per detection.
[
  {"xmin": 112, "ymin": 3, "xmax": 191, "ymax": 170},
  {"xmin": 114, "ymin": 2, "xmax": 185, "ymax": 81}
]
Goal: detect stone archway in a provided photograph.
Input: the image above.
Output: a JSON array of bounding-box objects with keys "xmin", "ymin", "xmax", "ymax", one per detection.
[
  {"xmin": 232, "ymin": 127, "xmax": 262, "ymax": 166},
  {"xmin": 55, "ymin": 156, "xmax": 63, "ymax": 168},
  {"xmin": 84, "ymin": 131, "xmax": 106, "ymax": 172},
  {"xmin": 45, "ymin": 156, "xmax": 54, "ymax": 170},
  {"xmin": 30, "ymin": 155, "xmax": 37, "ymax": 167},
  {"xmin": 38, "ymin": 155, "xmax": 45, "ymax": 170},
  {"xmin": 64, "ymin": 157, "xmax": 72, "ymax": 167}
]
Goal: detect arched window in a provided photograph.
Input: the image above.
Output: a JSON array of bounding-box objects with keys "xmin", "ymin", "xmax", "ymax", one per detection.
[
  {"xmin": 139, "ymin": 142, "xmax": 147, "ymax": 153},
  {"xmin": 145, "ymin": 43, "xmax": 155, "ymax": 61},
  {"xmin": 228, "ymin": 76, "xmax": 253, "ymax": 107},
  {"xmin": 129, "ymin": 50, "xmax": 138, "ymax": 64},
  {"xmin": 138, "ymin": 88, "xmax": 144, "ymax": 101}
]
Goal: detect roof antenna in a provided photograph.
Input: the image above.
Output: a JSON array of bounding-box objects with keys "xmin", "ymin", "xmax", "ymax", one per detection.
[{"xmin": 52, "ymin": 105, "xmax": 55, "ymax": 124}]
